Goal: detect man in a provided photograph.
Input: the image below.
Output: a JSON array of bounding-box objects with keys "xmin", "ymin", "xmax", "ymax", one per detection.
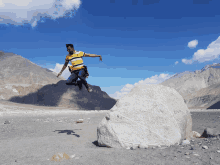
[{"xmin": 57, "ymin": 44, "xmax": 102, "ymax": 92}]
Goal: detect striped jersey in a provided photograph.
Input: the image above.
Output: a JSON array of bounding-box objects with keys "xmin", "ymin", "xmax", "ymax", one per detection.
[{"xmin": 65, "ymin": 51, "xmax": 85, "ymax": 71}]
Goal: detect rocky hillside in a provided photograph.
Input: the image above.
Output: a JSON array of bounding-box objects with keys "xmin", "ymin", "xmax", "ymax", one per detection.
[
  {"xmin": 9, "ymin": 80, "xmax": 117, "ymax": 110},
  {"xmin": 0, "ymin": 51, "xmax": 66, "ymax": 85},
  {"xmin": 159, "ymin": 63, "xmax": 220, "ymax": 109},
  {"xmin": 0, "ymin": 51, "xmax": 117, "ymax": 110}
]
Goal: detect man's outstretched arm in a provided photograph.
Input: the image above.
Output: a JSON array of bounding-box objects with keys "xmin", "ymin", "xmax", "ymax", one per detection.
[
  {"xmin": 84, "ymin": 53, "xmax": 102, "ymax": 61},
  {"xmin": 57, "ymin": 60, "xmax": 68, "ymax": 77}
]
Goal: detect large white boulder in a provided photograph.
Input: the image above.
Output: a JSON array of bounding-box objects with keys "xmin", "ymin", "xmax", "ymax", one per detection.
[{"xmin": 97, "ymin": 84, "xmax": 193, "ymax": 149}]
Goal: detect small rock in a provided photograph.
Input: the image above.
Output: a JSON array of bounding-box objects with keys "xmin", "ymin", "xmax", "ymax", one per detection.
[
  {"xmin": 4, "ymin": 120, "xmax": 10, "ymax": 124},
  {"xmin": 185, "ymin": 152, "xmax": 190, "ymax": 155},
  {"xmin": 217, "ymin": 150, "xmax": 220, "ymax": 153},
  {"xmin": 190, "ymin": 146, "xmax": 194, "ymax": 150},
  {"xmin": 70, "ymin": 154, "xmax": 75, "ymax": 158},
  {"xmin": 202, "ymin": 146, "xmax": 208, "ymax": 149},
  {"xmin": 192, "ymin": 131, "xmax": 201, "ymax": 138},
  {"xmin": 186, "ymin": 156, "xmax": 190, "ymax": 159},
  {"xmin": 201, "ymin": 128, "xmax": 220, "ymax": 138},
  {"xmin": 181, "ymin": 140, "xmax": 190, "ymax": 145},
  {"xmin": 193, "ymin": 154, "xmax": 200, "ymax": 157},
  {"xmin": 139, "ymin": 143, "xmax": 148, "ymax": 149}
]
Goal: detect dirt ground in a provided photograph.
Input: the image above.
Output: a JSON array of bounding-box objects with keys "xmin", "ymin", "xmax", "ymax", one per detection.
[{"xmin": 0, "ymin": 101, "xmax": 220, "ymax": 165}]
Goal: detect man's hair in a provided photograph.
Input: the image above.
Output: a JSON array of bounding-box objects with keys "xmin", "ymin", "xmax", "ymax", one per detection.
[{"xmin": 66, "ymin": 44, "xmax": 74, "ymax": 49}]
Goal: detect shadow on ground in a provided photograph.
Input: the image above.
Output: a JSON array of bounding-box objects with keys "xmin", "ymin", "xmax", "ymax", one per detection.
[{"xmin": 53, "ymin": 129, "xmax": 82, "ymax": 137}]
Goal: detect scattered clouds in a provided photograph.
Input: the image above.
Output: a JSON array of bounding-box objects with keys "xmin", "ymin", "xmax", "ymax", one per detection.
[
  {"xmin": 175, "ymin": 61, "xmax": 178, "ymax": 65},
  {"xmin": 0, "ymin": 0, "xmax": 81, "ymax": 27},
  {"xmin": 109, "ymin": 73, "xmax": 175, "ymax": 99},
  {"xmin": 182, "ymin": 36, "xmax": 220, "ymax": 64},
  {"xmin": 188, "ymin": 39, "xmax": 198, "ymax": 49},
  {"xmin": 49, "ymin": 63, "xmax": 71, "ymax": 79}
]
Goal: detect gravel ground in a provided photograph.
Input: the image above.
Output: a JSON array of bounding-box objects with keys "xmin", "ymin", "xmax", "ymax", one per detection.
[{"xmin": 0, "ymin": 102, "xmax": 220, "ymax": 165}]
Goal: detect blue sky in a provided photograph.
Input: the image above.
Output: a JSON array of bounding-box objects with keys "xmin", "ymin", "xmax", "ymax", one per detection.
[{"xmin": 1, "ymin": 0, "xmax": 220, "ymax": 99}]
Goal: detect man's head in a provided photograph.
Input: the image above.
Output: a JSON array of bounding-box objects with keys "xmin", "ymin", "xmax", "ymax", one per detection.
[{"xmin": 66, "ymin": 44, "xmax": 75, "ymax": 54}]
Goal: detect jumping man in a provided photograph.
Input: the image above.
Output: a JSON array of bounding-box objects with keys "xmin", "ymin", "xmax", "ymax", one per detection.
[{"xmin": 57, "ymin": 44, "xmax": 102, "ymax": 92}]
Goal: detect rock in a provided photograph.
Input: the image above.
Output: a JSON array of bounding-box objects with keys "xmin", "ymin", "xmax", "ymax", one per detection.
[
  {"xmin": 97, "ymin": 84, "xmax": 193, "ymax": 149},
  {"xmin": 202, "ymin": 146, "xmax": 208, "ymax": 149},
  {"xmin": 200, "ymin": 128, "xmax": 220, "ymax": 138},
  {"xmin": 9, "ymin": 80, "xmax": 117, "ymax": 110},
  {"xmin": 192, "ymin": 131, "xmax": 201, "ymax": 138},
  {"xmin": 4, "ymin": 120, "xmax": 10, "ymax": 124},
  {"xmin": 181, "ymin": 140, "xmax": 190, "ymax": 145},
  {"xmin": 138, "ymin": 143, "xmax": 148, "ymax": 149},
  {"xmin": 193, "ymin": 153, "xmax": 200, "ymax": 157}
]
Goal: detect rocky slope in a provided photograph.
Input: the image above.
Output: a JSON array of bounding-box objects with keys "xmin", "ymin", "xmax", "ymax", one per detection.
[
  {"xmin": 0, "ymin": 51, "xmax": 117, "ymax": 110},
  {"xmin": 159, "ymin": 63, "xmax": 220, "ymax": 109}
]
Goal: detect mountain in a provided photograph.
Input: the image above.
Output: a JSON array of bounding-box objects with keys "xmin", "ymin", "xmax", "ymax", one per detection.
[
  {"xmin": 0, "ymin": 51, "xmax": 117, "ymax": 110},
  {"xmin": 159, "ymin": 63, "xmax": 220, "ymax": 109},
  {"xmin": 0, "ymin": 51, "xmax": 66, "ymax": 85}
]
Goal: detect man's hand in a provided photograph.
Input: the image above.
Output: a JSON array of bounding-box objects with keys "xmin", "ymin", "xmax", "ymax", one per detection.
[
  {"xmin": 57, "ymin": 72, "xmax": 62, "ymax": 78},
  {"xmin": 99, "ymin": 55, "xmax": 102, "ymax": 61}
]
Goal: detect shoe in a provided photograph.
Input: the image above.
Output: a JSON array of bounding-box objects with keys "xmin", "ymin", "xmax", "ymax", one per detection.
[{"xmin": 87, "ymin": 87, "xmax": 92, "ymax": 92}]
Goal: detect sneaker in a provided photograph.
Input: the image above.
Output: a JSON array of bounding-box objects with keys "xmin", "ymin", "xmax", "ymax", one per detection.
[{"xmin": 87, "ymin": 87, "xmax": 92, "ymax": 92}]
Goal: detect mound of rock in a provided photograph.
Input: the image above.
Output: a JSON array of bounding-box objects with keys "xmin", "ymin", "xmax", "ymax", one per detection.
[
  {"xmin": 9, "ymin": 80, "xmax": 117, "ymax": 110},
  {"xmin": 97, "ymin": 84, "xmax": 193, "ymax": 149}
]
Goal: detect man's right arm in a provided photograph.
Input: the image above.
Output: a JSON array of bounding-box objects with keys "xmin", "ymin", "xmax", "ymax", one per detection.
[{"xmin": 57, "ymin": 58, "xmax": 69, "ymax": 77}]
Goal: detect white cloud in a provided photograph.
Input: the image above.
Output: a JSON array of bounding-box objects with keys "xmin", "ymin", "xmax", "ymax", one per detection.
[
  {"xmin": 182, "ymin": 36, "xmax": 220, "ymax": 64},
  {"xmin": 175, "ymin": 61, "xmax": 178, "ymax": 65},
  {"xmin": 49, "ymin": 63, "xmax": 71, "ymax": 79},
  {"xmin": 109, "ymin": 73, "xmax": 175, "ymax": 100},
  {"xmin": 0, "ymin": 0, "xmax": 81, "ymax": 27},
  {"xmin": 188, "ymin": 39, "xmax": 198, "ymax": 49}
]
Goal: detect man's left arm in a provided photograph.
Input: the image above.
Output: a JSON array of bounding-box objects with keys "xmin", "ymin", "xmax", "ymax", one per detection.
[{"xmin": 84, "ymin": 53, "xmax": 102, "ymax": 61}]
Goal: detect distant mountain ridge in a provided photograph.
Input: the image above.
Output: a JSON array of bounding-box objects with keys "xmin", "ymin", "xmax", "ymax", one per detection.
[
  {"xmin": 0, "ymin": 51, "xmax": 65, "ymax": 85},
  {"xmin": 160, "ymin": 62, "xmax": 220, "ymax": 109}
]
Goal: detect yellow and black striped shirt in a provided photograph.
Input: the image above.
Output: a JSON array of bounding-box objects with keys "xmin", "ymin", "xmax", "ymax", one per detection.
[{"xmin": 65, "ymin": 51, "xmax": 85, "ymax": 71}]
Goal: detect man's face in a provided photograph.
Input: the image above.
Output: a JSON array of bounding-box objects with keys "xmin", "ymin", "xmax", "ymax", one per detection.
[{"xmin": 67, "ymin": 46, "xmax": 74, "ymax": 54}]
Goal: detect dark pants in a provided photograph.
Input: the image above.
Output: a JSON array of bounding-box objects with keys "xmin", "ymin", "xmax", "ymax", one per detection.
[{"xmin": 66, "ymin": 68, "xmax": 89, "ymax": 89}]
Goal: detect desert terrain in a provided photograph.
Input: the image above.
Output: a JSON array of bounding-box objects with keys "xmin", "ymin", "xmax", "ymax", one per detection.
[{"xmin": 1, "ymin": 100, "xmax": 220, "ymax": 165}]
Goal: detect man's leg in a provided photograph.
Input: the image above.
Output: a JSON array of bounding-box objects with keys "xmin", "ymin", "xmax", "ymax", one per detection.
[
  {"xmin": 78, "ymin": 69, "xmax": 91, "ymax": 91},
  {"xmin": 66, "ymin": 71, "xmax": 78, "ymax": 85}
]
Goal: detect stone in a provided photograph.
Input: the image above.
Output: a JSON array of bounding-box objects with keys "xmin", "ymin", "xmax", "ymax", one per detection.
[
  {"xmin": 192, "ymin": 131, "xmax": 201, "ymax": 138},
  {"xmin": 4, "ymin": 120, "xmax": 10, "ymax": 124},
  {"xmin": 200, "ymin": 128, "xmax": 220, "ymax": 138},
  {"xmin": 97, "ymin": 84, "xmax": 193, "ymax": 149},
  {"xmin": 202, "ymin": 146, "xmax": 208, "ymax": 149}
]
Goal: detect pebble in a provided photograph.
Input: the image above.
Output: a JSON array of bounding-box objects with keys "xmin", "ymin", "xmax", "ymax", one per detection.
[
  {"xmin": 202, "ymin": 146, "xmax": 208, "ymax": 149},
  {"xmin": 181, "ymin": 140, "xmax": 190, "ymax": 145},
  {"xmin": 4, "ymin": 120, "xmax": 10, "ymax": 124},
  {"xmin": 193, "ymin": 154, "xmax": 200, "ymax": 157},
  {"xmin": 70, "ymin": 154, "xmax": 75, "ymax": 158}
]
